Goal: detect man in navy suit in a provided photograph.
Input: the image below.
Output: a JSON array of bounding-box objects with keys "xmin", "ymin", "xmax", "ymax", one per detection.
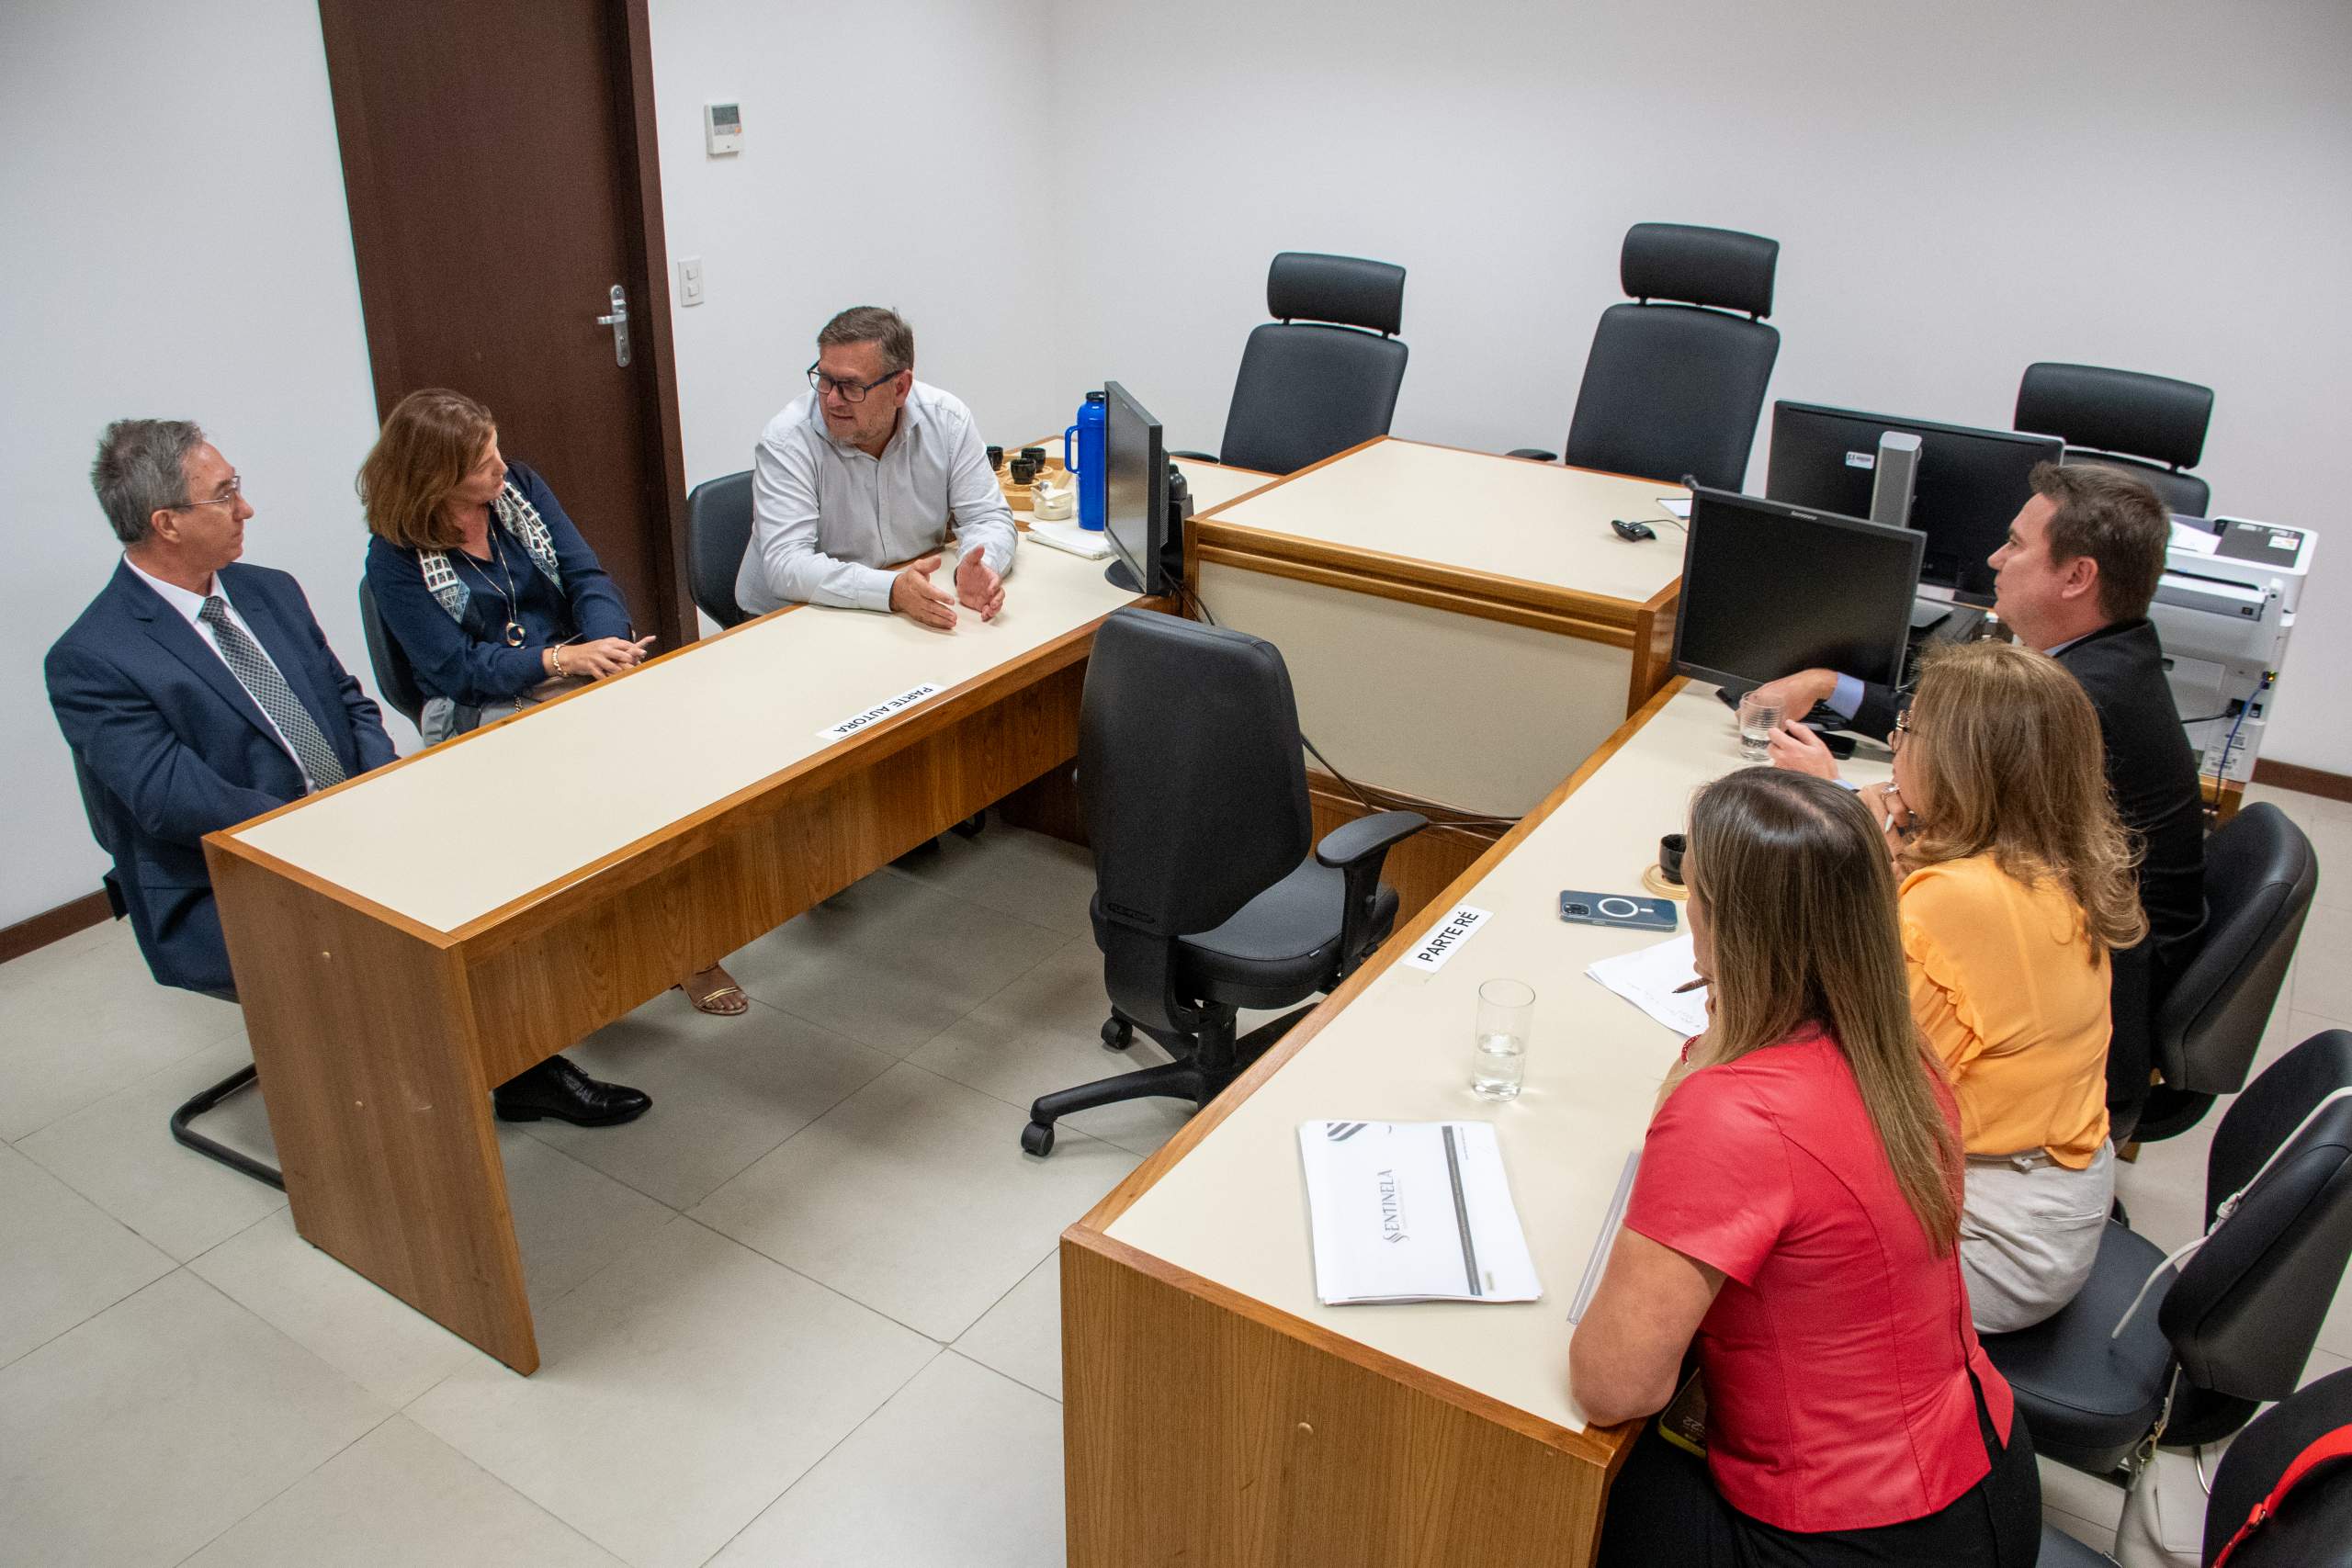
[{"xmin": 47, "ymin": 418, "xmax": 647, "ymax": 1126}]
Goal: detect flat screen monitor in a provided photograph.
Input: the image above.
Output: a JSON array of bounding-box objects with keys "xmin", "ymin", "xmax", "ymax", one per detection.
[
  {"xmin": 1102, "ymin": 380, "xmax": 1169, "ymax": 594},
  {"xmin": 1672, "ymin": 486, "xmax": 1923, "ymax": 694},
  {"xmin": 1766, "ymin": 401, "xmax": 2060, "ymax": 604}
]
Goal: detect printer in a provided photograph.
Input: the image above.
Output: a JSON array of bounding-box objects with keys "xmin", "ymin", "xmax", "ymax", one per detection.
[{"xmin": 2152, "ymin": 515, "xmax": 2317, "ymax": 785}]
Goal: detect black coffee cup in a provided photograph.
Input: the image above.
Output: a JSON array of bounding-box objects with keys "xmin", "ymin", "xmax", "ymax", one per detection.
[
  {"xmin": 1010, "ymin": 456, "xmax": 1039, "ymax": 485},
  {"xmin": 986, "ymin": 445, "xmax": 1004, "ymax": 471},
  {"xmin": 1658, "ymin": 832, "xmax": 1687, "ymax": 886},
  {"xmin": 1020, "ymin": 446, "xmax": 1046, "ymax": 468}
]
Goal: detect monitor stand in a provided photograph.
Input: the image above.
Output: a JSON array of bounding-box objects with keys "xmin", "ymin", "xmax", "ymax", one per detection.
[{"xmin": 1104, "ymin": 559, "xmax": 1144, "ymax": 592}]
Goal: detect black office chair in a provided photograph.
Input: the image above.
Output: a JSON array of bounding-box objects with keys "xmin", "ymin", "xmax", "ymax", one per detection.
[
  {"xmin": 2033, "ymin": 1368, "xmax": 2352, "ymax": 1568},
  {"xmin": 1983, "ymin": 1029, "xmax": 2352, "ymax": 1496},
  {"xmin": 2136, "ymin": 803, "xmax": 2317, "ymax": 1143},
  {"xmin": 356, "ymin": 575, "xmax": 426, "ymax": 729},
  {"xmin": 1510, "ymin": 223, "xmax": 1781, "ymax": 491},
  {"xmin": 686, "ymin": 468, "xmax": 755, "ymax": 629},
  {"xmin": 1020, "ymin": 609, "xmax": 1426, "ymax": 1155},
  {"xmin": 1174, "ymin": 252, "xmax": 1408, "ymax": 476},
  {"xmin": 2198, "ymin": 1367, "xmax": 2352, "ymax": 1566},
  {"xmin": 68, "ymin": 751, "xmax": 281, "ymax": 1191},
  {"xmin": 2015, "ymin": 363, "xmax": 2215, "ymax": 517}
]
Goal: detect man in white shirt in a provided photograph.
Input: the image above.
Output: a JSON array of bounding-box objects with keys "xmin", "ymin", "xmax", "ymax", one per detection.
[{"xmin": 734, "ymin": 306, "xmax": 1017, "ymax": 629}]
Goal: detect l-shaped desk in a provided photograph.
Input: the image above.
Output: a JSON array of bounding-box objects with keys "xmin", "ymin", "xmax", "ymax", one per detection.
[{"xmin": 1061, "ymin": 681, "xmax": 1892, "ymax": 1567}]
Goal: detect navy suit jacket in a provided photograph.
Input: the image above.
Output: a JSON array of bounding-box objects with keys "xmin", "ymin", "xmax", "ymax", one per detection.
[{"xmin": 45, "ymin": 559, "xmax": 397, "ymax": 993}]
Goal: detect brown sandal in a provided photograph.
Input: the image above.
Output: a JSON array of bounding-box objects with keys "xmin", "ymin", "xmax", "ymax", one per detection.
[{"xmin": 679, "ymin": 965, "xmax": 749, "ymax": 1017}]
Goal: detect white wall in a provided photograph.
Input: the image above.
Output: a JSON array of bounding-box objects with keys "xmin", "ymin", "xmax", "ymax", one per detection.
[
  {"xmin": 1, "ymin": 0, "xmax": 385, "ymax": 930},
  {"xmin": 650, "ymin": 0, "xmax": 1070, "ymax": 491},
  {"xmin": 1046, "ymin": 0, "xmax": 2352, "ymax": 771}
]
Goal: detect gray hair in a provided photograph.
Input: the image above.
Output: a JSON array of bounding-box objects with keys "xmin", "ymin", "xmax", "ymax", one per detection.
[
  {"xmin": 817, "ymin": 306, "xmax": 914, "ymax": 377},
  {"xmin": 91, "ymin": 419, "xmax": 207, "ymax": 545}
]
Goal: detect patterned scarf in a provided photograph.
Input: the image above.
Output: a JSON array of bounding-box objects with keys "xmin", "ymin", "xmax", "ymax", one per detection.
[{"xmin": 415, "ymin": 479, "xmax": 563, "ymax": 626}]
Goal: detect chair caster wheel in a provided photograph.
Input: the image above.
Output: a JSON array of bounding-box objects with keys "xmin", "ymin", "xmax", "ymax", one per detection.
[
  {"xmin": 1102, "ymin": 1018, "xmax": 1134, "ymax": 1051},
  {"xmin": 953, "ymin": 811, "xmax": 985, "ymax": 839},
  {"xmin": 1021, "ymin": 1121, "xmax": 1056, "ymax": 1156}
]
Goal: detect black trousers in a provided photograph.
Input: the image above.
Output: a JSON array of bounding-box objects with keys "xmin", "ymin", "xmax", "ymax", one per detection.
[{"xmin": 1596, "ymin": 1380, "xmax": 2041, "ymax": 1568}]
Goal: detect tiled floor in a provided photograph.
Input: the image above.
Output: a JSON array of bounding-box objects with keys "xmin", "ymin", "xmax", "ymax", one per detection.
[{"xmin": 2, "ymin": 793, "xmax": 2346, "ymax": 1567}]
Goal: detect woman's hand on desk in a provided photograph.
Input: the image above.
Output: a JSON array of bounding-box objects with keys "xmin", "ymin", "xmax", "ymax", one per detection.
[
  {"xmin": 548, "ymin": 636, "xmax": 653, "ymax": 679},
  {"xmin": 890, "ymin": 556, "xmax": 958, "ymax": 631}
]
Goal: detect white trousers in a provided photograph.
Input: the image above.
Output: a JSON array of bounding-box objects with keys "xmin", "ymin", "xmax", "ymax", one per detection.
[{"xmin": 1958, "ymin": 1140, "xmax": 2116, "ymax": 1334}]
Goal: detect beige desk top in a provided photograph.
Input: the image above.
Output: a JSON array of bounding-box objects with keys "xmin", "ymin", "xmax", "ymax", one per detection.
[
  {"xmin": 1201, "ymin": 439, "xmax": 1688, "ymax": 609},
  {"xmin": 232, "ymin": 542, "xmax": 1136, "ymax": 935},
  {"xmin": 1172, "ymin": 457, "xmax": 1278, "ymax": 514},
  {"xmin": 1103, "ymin": 683, "xmax": 1890, "ymax": 1436}
]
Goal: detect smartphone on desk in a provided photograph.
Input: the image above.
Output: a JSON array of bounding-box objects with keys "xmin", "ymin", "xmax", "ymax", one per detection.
[{"xmin": 1558, "ymin": 892, "xmax": 1677, "ymax": 932}]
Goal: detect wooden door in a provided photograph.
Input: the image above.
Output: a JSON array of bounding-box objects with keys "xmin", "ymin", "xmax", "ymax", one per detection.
[{"xmin": 318, "ymin": 0, "xmax": 692, "ymax": 642}]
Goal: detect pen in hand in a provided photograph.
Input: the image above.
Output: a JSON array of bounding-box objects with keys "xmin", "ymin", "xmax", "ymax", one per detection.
[{"xmin": 1673, "ymin": 978, "xmax": 1708, "ymax": 994}]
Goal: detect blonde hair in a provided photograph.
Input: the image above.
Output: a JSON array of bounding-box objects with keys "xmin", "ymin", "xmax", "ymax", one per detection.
[
  {"xmin": 1676, "ymin": 769, "xmax": 1962, "ymax": 1252},
  {"xmin": 1899, "ymin": 640, "xmax": 2147, "ymax": 955},
  {"xmin": 357, "ymin": 389, "xmax": 496, "ymax": 550}
]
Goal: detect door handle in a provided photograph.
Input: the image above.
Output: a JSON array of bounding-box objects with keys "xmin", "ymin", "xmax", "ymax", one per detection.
[{"xmin": 594, "ymin": 284, "xmax": 630, "ymax": 367}]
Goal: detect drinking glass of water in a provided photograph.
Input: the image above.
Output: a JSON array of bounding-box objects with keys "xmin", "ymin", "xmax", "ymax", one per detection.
[
  {"xmin": 1736, "ymin": 693, "xmax": 1784, "ymax": 763},
  {"xmin": 1471, "ymin": 978, "xmax": 1536, "ymax": 1100}
]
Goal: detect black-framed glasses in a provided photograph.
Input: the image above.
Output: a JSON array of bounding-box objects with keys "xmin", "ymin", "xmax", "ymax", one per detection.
[
  {"xmin": 168, "ymin": 475, "xmax": 243, "ymax": 511},
  {"xmin": 806, "ymin": 362, "xmax": 899, "ymax": 403}
]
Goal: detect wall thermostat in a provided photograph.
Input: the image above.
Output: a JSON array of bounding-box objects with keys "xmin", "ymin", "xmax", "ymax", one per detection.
[{"xmin": 704, "ymin": 102, "xmax": 742, "ymax": 156}]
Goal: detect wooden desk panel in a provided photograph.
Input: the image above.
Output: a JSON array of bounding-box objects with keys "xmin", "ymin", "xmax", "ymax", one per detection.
[
  {"xmin": 1061, "ymin": 683, "xmax": 1890, "ymax": 1564},
  {"xmin": 208, "ymin": 544, "xmax": 1144, "ymax": 1373}
]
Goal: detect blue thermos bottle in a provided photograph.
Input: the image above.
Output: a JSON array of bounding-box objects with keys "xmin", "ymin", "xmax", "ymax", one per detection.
[{"xmin": 1064, "ymin": 390, "xmax": 1107, "ymax": 531}]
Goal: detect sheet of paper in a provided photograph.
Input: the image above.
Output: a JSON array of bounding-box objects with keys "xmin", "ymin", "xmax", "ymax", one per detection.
[
  {"xmin": 1657, "ymin": 496, "xmax": 1691, "ymax": 520},
  {"xmin": 1298, "ymin": 1120, "xmax": 1544, "ymax": 1305},
  {"xmin": 1586, "ymin": 931, "xmax": 1708, "ymax": 1036},
  {"xmin": 1568, "ymin": 1150, "xmax": 1641, "ymax": 1324},
  {"xmin": 2168, "ymin": 519, "xmax": 2219, "ymax": 557}
]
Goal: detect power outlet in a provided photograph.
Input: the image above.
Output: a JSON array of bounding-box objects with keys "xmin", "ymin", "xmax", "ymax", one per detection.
[{"xmin": 678, "ymin": 256, "xmax": 706, "ymax": 307}]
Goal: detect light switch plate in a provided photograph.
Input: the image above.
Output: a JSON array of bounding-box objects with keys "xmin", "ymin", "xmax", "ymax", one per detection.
[{"xmin": 678, "ymin": 256, "xmax": 706, "ymax": 307}]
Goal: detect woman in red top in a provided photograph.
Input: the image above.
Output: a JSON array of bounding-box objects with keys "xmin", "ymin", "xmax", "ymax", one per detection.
[{"xmin": 1571, "ymin": 768, "xmax": 2041, "ymax": 1565}]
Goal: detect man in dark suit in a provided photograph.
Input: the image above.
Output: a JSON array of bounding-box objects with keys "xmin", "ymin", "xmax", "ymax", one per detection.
[
  {"xmin": 46, "ymin": 418, "xmax": 647, "ymax": 1126},
  {"xmin": 1761, "ymin": 462, "xmax": 2206, "ymax": 1129}
]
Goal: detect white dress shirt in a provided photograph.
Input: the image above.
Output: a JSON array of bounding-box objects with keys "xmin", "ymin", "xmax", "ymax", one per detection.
[
  {"xmin": 735, "ymin": 379, "xmax": 1018, "ymax": 616},
  {"xmin": 125, "ymin": 556, "xmax": 322, "ymax": 792}
]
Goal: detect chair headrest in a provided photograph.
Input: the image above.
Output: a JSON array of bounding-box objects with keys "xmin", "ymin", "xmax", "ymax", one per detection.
[
  {"xmin": 1267, "ymin": 252, "xmax": 1406, "ymax": 337},
  {"xmin": 1621, "ymin": 223, "xmax": 1778, "ymax": 319},
  {"xmin": 2016, "ymin": 362, "xmax": 2212, "ymax": 470}
]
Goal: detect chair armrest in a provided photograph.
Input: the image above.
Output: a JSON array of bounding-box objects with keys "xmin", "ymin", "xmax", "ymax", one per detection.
[
  {"xmin": 1505, "ymin": 448, "xmax": 1557, "ymax": 463},
  {"xmin": 1168, "ymin": 449, "xmax": 1220, "ymax": 465},
  {"xmin": 1317, "ymin": 811, "xmax": 1429, "ymax": 977},
  {"xmin": 1315, "ymin": 810, "xmax": 1428, "ymax": 869}
]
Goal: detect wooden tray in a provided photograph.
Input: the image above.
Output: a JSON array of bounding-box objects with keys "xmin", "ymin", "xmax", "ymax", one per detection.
[{"xmin": 997, "ymin": 454, "xmax": 1068, "ymax": 508}]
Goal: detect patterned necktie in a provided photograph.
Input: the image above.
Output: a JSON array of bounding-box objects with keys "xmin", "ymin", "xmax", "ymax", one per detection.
[{"xmin": 198, "ymin": 596, "xmax": 347, "ymax": 789}]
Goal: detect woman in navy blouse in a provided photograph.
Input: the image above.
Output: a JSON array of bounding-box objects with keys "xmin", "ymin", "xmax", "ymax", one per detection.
[{"xmin": 362, "ymin": 388, "xmax": 749, "ymax": 1023}]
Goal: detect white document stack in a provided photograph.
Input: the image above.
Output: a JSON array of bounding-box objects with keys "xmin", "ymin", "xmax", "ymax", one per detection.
[{"xmin": 1297, "ymin": 1120, "xmax": 1544, "ymax": 1306}]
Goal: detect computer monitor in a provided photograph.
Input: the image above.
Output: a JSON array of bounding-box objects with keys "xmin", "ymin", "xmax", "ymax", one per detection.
[
  {"xmin": 1766, "ymin": 402, "xmax": 2060, "ymax": 604},
  {"xmin": 1102, "ymin": 380, "xmax": 1170, "ymax": 594},
  {"xmin": 1671, "ymin": 486, "xmax": 1923, "ymax": 694}
]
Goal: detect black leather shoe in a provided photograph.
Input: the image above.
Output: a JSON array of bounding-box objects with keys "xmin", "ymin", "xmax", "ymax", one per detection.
[{"xmin": 493, "ymin": 1055, "xmax": 650, "ymax": 1128}]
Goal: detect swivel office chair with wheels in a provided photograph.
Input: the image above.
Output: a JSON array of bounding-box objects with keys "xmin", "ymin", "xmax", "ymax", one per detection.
[
  {"xmin": 69, "ymin": 750, "xmax": 280, "ymax": 1190},
  {"xmin": 686, "ymin": 468, "xmax": 755, "ymax": 629},
  {"xmin": 2035, "ymin": 1368, "xmax": 2352, "ymax": 1567},
  {"xmin": 2015, "ymin": 363, "xmax": 2215, "ymax": 517},
  {"xmin": 1983, "ymin": 1030, "xmax": 2352, "ymax": 1529},
  {"xmin": 1510, "ymin": 222, "xmax": 1781, "ymax": 491},
  {"xmin": 1021, "ymin": 609, "xmax": 1426, "ymax": 1156},
  {"xmin": 357, "ymin": 575, "xmax": 426, "ymax": 731},
  {"xmin": 1174, "ymin": 252, "xmax": 1408, "ymax": 476},
  {"xmin": 2135, "ymin": 802, "xmax": 2316, "ymax": 1143}
]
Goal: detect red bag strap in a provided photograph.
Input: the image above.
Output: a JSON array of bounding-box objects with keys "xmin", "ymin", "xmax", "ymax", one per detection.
[{"xmin": 2211, "ymin": 1424, "xmax": 2352, "ymax": 1568}]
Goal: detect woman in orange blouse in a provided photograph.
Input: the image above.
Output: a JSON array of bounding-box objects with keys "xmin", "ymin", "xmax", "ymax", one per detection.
[{"xmin": 1875, "ymin": 640, "xmax": 2147, "ymax": 1331}]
